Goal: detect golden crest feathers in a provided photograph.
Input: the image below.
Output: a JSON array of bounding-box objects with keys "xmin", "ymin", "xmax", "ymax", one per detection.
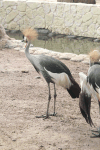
[
  {"xmin": 89, "ymin": 50, "xmax": 100, "ymax": 62},
  {"xmin": 22, "ymin": 28, "xmax": 38, "ymax": 41}
]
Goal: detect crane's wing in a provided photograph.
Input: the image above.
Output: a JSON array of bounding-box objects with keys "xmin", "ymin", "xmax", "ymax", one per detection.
[
  {"xmin": 40, "ymin": 55, "xmax": 81, "ymax": 98},
  {"xmin": 39, "ymin": 55, "xmax": 72, "ymax": 76},
  {"xmin": 32, "ymin": 54, "xmax": 81, "ymax": 98}
]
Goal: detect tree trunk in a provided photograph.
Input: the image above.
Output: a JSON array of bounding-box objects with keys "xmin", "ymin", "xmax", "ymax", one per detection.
[
  {"xmin": 0, "ymin": 24, "xmax": 10, "ymax": 40},
  {"xmin": 0, "ymin": 24, "xmax": 11, "ymax": 49}
]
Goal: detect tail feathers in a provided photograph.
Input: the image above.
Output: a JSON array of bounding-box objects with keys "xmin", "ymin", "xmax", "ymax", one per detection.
[
  {"xmin": 67, "ymin": 77, "xmax": 81, "ymax": 98},
  {"xmin": 79, "ymin": 92, "xmax": 94, "ymax": 127}
]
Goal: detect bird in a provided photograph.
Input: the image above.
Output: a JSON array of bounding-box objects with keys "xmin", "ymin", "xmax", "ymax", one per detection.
[
  {"xmin": 79, "ymin": 50, "xmax": 100, "ymax": 137},
  {"xmin": 22, "ymin": 28, "xmax": 81, "ymax": 119}
]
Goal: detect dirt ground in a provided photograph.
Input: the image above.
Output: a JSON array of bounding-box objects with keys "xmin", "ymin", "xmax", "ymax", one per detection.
[{"xmin": 0, "ymin": 48, "xmax": 100, "ymax": 150}]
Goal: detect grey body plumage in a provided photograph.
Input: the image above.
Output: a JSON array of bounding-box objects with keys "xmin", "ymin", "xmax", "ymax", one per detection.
[{"xmin": 88, "ymin": 64, "xmax": 100, "ymax": 93}]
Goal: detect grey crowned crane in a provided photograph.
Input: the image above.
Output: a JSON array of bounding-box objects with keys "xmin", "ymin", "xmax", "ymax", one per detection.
[
  {"xmin": 22, "ymin": 29, "xmax": 81, "ymax": 119},
  {"xmin": 79, "ymin": 50, "xmax": 100, "ymax": 137}
]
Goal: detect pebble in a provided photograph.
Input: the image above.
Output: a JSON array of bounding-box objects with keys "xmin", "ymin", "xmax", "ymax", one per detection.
[
  {"xmin": 35, "ymin": 76, "xmax": 41, "ymax": 79},
  {"xmin": 21, "ymin": 70, "xmax": 29, "ymax": 73},
  {"xmin": 66, "ymin": 35, "xmax": 77, "ymax": 39},
  {"xmin": 70, "ymin": 54, "xmax": 87, "ymax": 62},
  {"xmin": 5, "ymin": 39, "xmax": 90, "ymax": 64},
  {"xmin": 59, "ymin": 53, "xmax": 77, "ymax": 60},
  {"xmin": 37, "ymin": 28, "xmax": 50, "ymax": 35},
  {"xmin": 82, "ymin": 60, "xmax": 89, "ymax": 64},
  {"xmin": 94, "ymin": 38, "xmax": 100, "ymax": 42}
]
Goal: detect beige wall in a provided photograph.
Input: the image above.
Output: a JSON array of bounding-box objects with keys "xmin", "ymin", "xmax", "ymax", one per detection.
[{"xmin": 0, "ymin": 0, "xmax": 100, "ymax": 38}]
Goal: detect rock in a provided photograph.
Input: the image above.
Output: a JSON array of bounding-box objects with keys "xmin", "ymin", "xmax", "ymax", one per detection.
[
  {"xmin": 87, "ymin": 37, "xmax": 94, "ymax": 41},
  {"xmin": 82, "ymin": 60, "xmax": 89, "ymax": 64},
  {"xmin": 14, "ymin": 47, "xmax": 21, "ymax": 51},
  {"xmin": 17, "ymin": 1, "xmax": 26, "ymax": 12},
  {"xmin": 66, "ymin": 35, "xmax": 77, "ymax": 39},
  {"xmin": 48, "ymin": 52, "xmax": 60, "ymax": 58},
  {"xmin": 11, "ymin": 138, "xmax": 17, "ymax": 142},
  {"xmin": 5, "ymin": 40, "xmax": 19, "ymax": 48},
  {"xmin": 82, "ymin": 12, "xmax": 92, "ymax": 22},
  {"xmin": 77, "ymin": 36, "xmax": 86, "ymax": 40},
  {"xmin": 20, "ymin": 50, "xmax": 25, "ymax": 53},
  {"xmin": 47, "ymin": 32, "xmax": 56, "ymax": 38},
  {"xmin": 10, "ymin": 30, "xmax": 20, "ymax": 34},
  {"xmin": 55, "ymin": 34, "xmax": 66, "ymax": 38},
  {"xmin": 35, "ymin": 76, "xmax": 41, "ymax": 79},
  {"xmin": 36, "ymin": 28, "xmax": 50, "ymax": 35},
  {"xmin": 6, "ymin": 10, "xmax": 18, "ymax": 23},
  {"xmin": 21, "ymin": 70, "xmax": 29, "ymax": 73},
  {"xmin": 94, "ymin": 38, "xmax": 100, "ymax": 42},
  {"xmin": 34, "ymin": 49, "xmax": 50, "ymax": 55},
  {"xmin": 30, "ymin": 44, "xmax": 34, "ymax": 47},
  {"xmin": 71, "ymin": 54, "xmax": 87, "ymax": 62},
  {"xmin": 82, "ymin": 57, "xmax": 89, "ymax": 64},
  {"xmin": 59, "ymin": 53, "xmax": 77, "ymax": 60},
  {"xmin": 38, "ymin": 35, "xmax": 49, "ymax": 41}
]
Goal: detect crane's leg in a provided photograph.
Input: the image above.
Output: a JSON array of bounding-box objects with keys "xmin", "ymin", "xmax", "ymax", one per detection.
[
  {"xmin": 49, "ymin": 83, "xmax": 57, "ymax": 116},
  {"xmin": 91, "ymin": 101, "xmax": 100, "ymax": 138},
  {"xmin": 36, "ymin": 83, "xmax": 51, "ymax": 119},
  {"xmin": 46, "ymin": 83, "xmax": 51, "ymax": 118},
  {"xmin": 53, "ymin": 83, "xmax": 57, "ymax": 116}
]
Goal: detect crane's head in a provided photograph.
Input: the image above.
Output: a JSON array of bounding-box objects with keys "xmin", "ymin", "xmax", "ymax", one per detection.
[
  {"xmin": 22, "ymin": 28, "xmax": 38, "ymax": 47},
  {"xmin": 22, "ymin": 35, "xmax": 28, "ymax": 43},
  {"xmin": 89, "ymin": 50, "xmax": 100, "ymax": 66}
]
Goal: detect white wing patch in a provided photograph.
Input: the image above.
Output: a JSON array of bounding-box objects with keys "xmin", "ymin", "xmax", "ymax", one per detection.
[
  {"xmin": 79, "ymin": 72, "xmax": 87, "ymax": 90},
  {"xmin": 79, "ymin": 72, "xmax": 100, "ymax": 101},
  {"xmin": 79, "ymin": 72, "xmax": 91, "ymax": 96},
  {"xmin": 44, "ymin": 68, "xmax": 72, "ymax": 89}
]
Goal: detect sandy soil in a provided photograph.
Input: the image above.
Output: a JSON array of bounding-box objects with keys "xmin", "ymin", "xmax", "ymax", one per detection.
[{"xmin": 0, "ymin": 48, "xmax": 100, "ymax": 150}]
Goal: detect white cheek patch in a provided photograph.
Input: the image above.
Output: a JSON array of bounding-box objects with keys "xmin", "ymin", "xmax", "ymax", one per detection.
[
  {"xmin": 44, "ymin": 68, "xmax": 72, "ymax": 89},
  {"xmin": 24, "ymin": 36, "xmax": 27, "ymax": 41}
]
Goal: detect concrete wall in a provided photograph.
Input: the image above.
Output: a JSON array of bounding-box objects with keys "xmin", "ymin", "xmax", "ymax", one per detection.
[{"xmin": 0, "ymin": 0, "xmax": 100, "ymax": 38}]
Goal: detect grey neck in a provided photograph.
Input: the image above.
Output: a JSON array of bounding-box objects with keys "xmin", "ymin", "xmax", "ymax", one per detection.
[
  {"xmin": 89, "ymin": 61, "xmax": 94, "ymax": 67},
  {"xmin": 25, "ymin": 41, "xmax": 31, "ymax": 59}
]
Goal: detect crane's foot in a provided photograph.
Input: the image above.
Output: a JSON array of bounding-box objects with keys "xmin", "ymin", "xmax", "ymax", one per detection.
[
  {"xmin": 91, "ymin": 127, "xmax": 100, "ymax": 138},
  {"xmin": 36, "ymin": 113, "xmax": 57, "ymax": 119},
  {"xmin": 49, "ymin": 112, "xmax": 57, "ymax": 116},
  {"xmin": 36, "ymin": 114, "xmax": 49, "ymax": 119}
]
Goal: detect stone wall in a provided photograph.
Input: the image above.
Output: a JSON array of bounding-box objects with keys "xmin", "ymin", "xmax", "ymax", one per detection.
[
  {"xmin": 57, "ymin": 0, "xmax": 96, "ymax": 4},
  {"xmin": 0, "ymin": 0, "xmax": 100, "ymax": 38}
]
